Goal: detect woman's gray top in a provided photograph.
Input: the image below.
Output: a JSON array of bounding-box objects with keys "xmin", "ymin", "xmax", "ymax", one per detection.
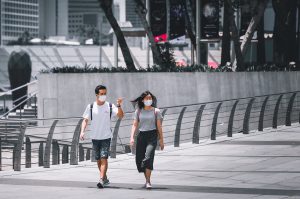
[{"xmin": 134, "ymin": 108, "xmax": 163, "ymax": 131}]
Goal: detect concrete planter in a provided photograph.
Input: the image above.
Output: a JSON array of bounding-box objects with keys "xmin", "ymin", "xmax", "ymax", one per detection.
[{"xmin": 37, "ymin": 72, "xmax": 300, "ymax": 119}]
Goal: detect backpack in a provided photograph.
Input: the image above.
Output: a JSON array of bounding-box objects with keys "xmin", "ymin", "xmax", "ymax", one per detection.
[{"xmin": 90, "ymin": 102, "xmax": 112, "ymax": 120}]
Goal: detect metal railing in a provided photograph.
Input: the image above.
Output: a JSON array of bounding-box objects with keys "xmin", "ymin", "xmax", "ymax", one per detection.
[
  {"xmin": 0, "ymin": 90, "xmax": 299, "ymax": 171},
  {"xmin": 0, "ymin": 80, "xmax": 38, "ymax": 119}
]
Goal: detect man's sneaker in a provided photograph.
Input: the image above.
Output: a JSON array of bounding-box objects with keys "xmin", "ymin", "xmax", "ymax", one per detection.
[
  {"xmin": 103, "ymin": 178, "xmax": 110, "ymax": 186},
  {"xmin": 97, "ymin": 180, "xmax": 104, "ymax": 189},
  {"xmin": 145, "ymin": 182, "xmax": 152, "ymax": 189}
]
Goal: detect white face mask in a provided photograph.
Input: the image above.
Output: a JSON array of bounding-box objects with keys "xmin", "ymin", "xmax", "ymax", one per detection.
[
  {"xmin": 144, "ymin": 100, "xmax": 152, "ymax": 107},
  {"xmin": 98, "ymin": 95, "xmax": 106, "ymax": 102}
]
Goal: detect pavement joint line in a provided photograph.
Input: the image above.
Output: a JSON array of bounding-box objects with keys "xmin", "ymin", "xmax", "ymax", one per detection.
[{"xmin": 0, "ymin": 178, "xmax": 300, "ymax": 196}]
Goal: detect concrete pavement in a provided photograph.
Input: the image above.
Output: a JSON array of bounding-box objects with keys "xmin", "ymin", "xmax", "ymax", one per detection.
[{"xmin": 1, "ymin": 124, "xmax": 300, "ymax": 199}]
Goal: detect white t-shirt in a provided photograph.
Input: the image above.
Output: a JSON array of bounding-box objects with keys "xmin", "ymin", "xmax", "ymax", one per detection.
[{"xmin": 82, "ymin": 101, "xmax": 118, "ymax": 140}]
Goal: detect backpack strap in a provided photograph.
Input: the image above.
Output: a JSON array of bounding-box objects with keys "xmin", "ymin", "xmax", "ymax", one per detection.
[
  {"xmin": 109, "ymin": 103, "xmax": 112, "ymax": 119},
  {"xmin": 90, "ymin": 103, "xmax": 94, "ymax": 120}
]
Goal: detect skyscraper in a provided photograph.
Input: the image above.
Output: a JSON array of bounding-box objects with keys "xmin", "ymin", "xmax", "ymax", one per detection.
[{"xmin": 0, "ymin": 0, "xmax": 39, "ymax": 45}]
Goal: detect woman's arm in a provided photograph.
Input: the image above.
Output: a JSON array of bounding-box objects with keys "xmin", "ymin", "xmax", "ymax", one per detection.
[
  {"xmin": 156, "ymin": 119, "xmax": 164, "ymax": 150},
  {"xmin": 130, "ymin": 119, "xmax": 139, "ymax": 146}
]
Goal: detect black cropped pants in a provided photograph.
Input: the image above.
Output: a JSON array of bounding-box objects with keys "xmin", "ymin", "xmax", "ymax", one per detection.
[{"xmin": 135, "ymin": 130, "xmax": 158, "ymax": 173}]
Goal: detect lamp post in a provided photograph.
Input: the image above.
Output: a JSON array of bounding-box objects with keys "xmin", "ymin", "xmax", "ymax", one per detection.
[{"xmin": 196, "ymin": 0, "xmax": 201, "ymax": 65}]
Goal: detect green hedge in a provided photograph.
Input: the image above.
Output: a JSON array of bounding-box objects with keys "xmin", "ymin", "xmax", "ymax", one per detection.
[{"xmin": 40, "ymin": 63, "xmax": 299, "ymax": 73}]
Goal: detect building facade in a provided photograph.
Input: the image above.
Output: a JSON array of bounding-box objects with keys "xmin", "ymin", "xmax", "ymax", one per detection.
[{"xmin": 0, "ymin": 0, "xmax": 39, "ymax": 45}]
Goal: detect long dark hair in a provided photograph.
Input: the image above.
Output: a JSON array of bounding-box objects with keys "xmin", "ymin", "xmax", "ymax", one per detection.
[{"xmin": 131, "ymin": 90, "xmax": 157, "ymax": 109}]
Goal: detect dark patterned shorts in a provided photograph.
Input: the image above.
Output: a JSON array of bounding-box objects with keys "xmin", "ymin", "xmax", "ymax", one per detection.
[{"xmin": 92, "ymin": 138, "xmax": 111, "ymax": 160}]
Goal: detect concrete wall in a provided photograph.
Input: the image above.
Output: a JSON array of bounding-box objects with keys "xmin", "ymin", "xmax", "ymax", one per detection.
[{"xmin": 37, "ymin": 72, "xmax": 300, "ymax": 119}]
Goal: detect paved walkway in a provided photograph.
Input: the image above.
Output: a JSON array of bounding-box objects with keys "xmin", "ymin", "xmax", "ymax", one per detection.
[{"xmin": 1, "ymin": 124, "xmax": 300, "ymax": 199}]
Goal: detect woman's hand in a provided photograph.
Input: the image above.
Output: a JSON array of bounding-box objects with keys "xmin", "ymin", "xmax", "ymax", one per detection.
[
  {"xmin": 130, "ymin": 137, "xmax": 135, "ymax": 146},
  {"xmin": 159, "ymin": 139, "xmax": 164, "ymax": 150}
]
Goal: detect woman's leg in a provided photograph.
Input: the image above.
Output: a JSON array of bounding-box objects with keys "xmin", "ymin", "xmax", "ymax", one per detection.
[
  {"xmin": 142, "ymin": 132, "xmax": 157, "ymax": 184},
  {"xmin": 135, "ymin": 133, "xmax": 147, "ymax": 172}
]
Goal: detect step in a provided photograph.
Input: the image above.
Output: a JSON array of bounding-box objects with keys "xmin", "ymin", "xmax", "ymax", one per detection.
[{"xmin": 8, "ymin": 115, "xmax": 37, "ymax": 119}]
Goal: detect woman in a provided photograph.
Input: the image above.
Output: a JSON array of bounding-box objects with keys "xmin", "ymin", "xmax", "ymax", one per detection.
[{"xmin": 130, "ymin": 91, "xmax": 164, "ymax": 189}]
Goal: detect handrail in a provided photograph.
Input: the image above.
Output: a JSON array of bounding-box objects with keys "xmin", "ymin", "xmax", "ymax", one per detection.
[
  {"xmin": 1, "ymin": 90, "xmax": 300, "ymax": 171},
  {"xmin": 0, "ymin": 80, "xmax": 37, "ymax": 97},
  {"xmin": 0, "ymin": 91, "xmax": 38, "ymax": 119}
]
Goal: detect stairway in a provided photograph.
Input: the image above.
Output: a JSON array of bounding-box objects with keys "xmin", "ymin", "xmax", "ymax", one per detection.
[{"xmin": 0, "ymin": 103, "xmax": 38, "ymax": 149}]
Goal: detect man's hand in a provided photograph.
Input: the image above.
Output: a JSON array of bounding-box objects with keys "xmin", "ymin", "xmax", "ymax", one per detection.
[
  {"xmin": 117, "ymin": 98, "xmax": 123, "ymax": 106},
  {"xmin": 80, "ymin": 132, "xmax": 85, "ymax": 141}
]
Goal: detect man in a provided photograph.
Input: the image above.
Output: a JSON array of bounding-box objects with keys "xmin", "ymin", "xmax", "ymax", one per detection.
[{"xmin": 80, "ymin": 85, "xmax": 124, "ymax": 188}]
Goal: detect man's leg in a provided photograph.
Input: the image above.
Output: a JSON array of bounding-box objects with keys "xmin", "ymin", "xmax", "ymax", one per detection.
[
  {"xmin": 100, "ymin": 158, "xmax": 108, "ymax": 180},
  {"xmin": 97, "ymin": 160, "xmax": 102, "ymax": 179}
]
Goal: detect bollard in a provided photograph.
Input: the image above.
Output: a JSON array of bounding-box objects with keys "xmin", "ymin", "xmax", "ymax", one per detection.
[
  {"xmin": 243, "ymin": 98, "xmax": 255, "ymax": 134},
  {"xmin": 62, "ymin": 145, "xmax": 69, "ymax": 164},
  {"xmin": 44, "ymin": 120, "xmax": 59, "ymax": 168},
  {"xmin": 86, "ymin": 148, "xmax": 91, "ymax": 161},
  {"xmin": 273, "ymin": 95, "xmax": 283, "ymax": 129},
  {"xmin": 91, "ymin": 149, "xmax": 96, "ymax": 162},
  {"xmin": 286, "ymin": 93, "xmax": 297, "ymax": 126},
  {"xmin": 79, "ymin": 144, "xmax": 84, "ymax": 162},
  {"xmin": 25, "ymin": 137, "xmax": 31, "ymax": 168},
  {"xmin": 174, "ymin": 107, "xmax": 187, "ymax": 147},
  {"xmin": 192, "ymin": 105, "xmax": 206, "ymax": 144},
  {"xmin": 211, "ymin": 103, "xmax": 222, "ymax": 140},
  {"xmin": 52, "ymin": 140, "xmax": 59, "ymax": 165},
  {"xmin": 258, "ymin": 96, "xmax": 269, "ymax": 131}
]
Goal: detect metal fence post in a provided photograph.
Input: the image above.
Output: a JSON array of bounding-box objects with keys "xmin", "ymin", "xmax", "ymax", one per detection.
[
  {"xmin": 110, "ymin": 118, "xmax": 122, "ymax": 158},
  {"xmin": 13, "ymin": 122, "xmax": 28, "ymax": 171},
  {"xmin": 273, "ymin": 95, "xmax": 283, "ymax": 129},
  {"xmin": 44, "ymin": 120, "xmax": 59, "ymax": 168},
  {"xmin": 62, "ymin": 145, "xmax": 69, "ymax": 164},
  {"xmin": 243, "ymin": 98, "xmax": 255, "ymax": 134},
  {"xmin": 174, "ymin": 107, "xmax": 187, "ymax": 147},
  {"xmin": 211, "ymin": 103, "xmax": 222, "ymax": 140},
  {"xmin": 258, "ymin": 96, "xmax": 269, "ymax": 131},
  {"xmin": 70, "ymin": 119, "xmax": 83, "ymax": 165},
  {"xmin": 286, "ymin": 93, "xmax": 297, "ymax": 126},
  {"xmin": 39, "ymin": 142, "xmax": 44, "ymax": 166},
  {"xmin": 192, "ymin": 105, "xmax": 206, "ymax": 144},
  {"xmin": 228, "ymin": 100, "xmax": 239, "ymax": 137},
  {"xmin": 25, "ymin": 137, "xmax": 31, "ymax": 168}
]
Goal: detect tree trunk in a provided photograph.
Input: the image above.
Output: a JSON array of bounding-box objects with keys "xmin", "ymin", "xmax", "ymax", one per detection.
[
  {"xmin": 134, "ymin": 0, "xmax": 163, "ymax": 66},
  {"xmin": 99, "ymin": 0, "xmax": 136, "ymax": 71},
  {"xmin": 227, "ymin": 0, "xmax": 244, "ymax": 71},
  {"xmin": 240, "ymin": 0, "xmax": 269, "ymax": 58},
  {"xmin": 232, "ymin": 0, "xmax": 268, "ymax": 68},
  {"xmin": 184, "ymin": 0, "xmax": 196, "ymax": 49},
  {"xmin": 273, "ymin": 0, "xmax": 297, "ymax": 68},
  {"xmin": 221, "ymin": 0, "xmax": 231, "ymax": 66},
  {"xmin": 257, "ymin": 14, "xmax": 265, "ymax": 65}
]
